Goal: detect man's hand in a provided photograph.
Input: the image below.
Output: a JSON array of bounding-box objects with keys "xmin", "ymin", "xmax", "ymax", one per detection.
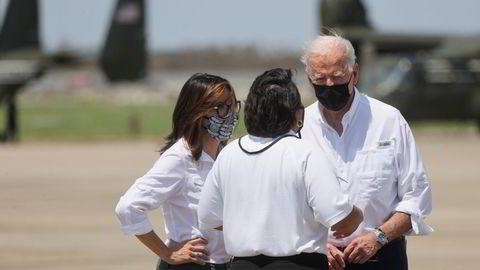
[
  {"xmin": 327, "ymin": 243, "xmax": 346, "ymax": 270},
  {"xmin": 343, "ymin": 233, "xmax": 381, "ymax": 264},
  {"xmin": 164, "ymin": 238, "xmax": 210, "ymax": 265}
]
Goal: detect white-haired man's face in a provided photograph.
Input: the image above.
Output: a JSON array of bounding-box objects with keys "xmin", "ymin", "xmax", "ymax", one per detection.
[{"xmin": 307, "ymin": 46, "xmax": 352, "ymax": 86}]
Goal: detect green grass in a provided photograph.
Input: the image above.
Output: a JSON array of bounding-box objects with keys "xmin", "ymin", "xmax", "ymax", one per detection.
[
  {"xmin": 0, "ymin": 95, "xmax": 248, "ymax": 141},
  {"xmin": 1, "ymin": 95, "xmax": 477, "ymax": 141}
]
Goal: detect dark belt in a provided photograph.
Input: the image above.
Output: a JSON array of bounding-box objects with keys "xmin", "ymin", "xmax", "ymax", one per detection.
[
  {"xmin": 232, "ymin": 253, "xmax": 328, "ymax": 269},
  {"xmin": 157, "ymin": 260, "xmax": 229, "ymax": 270}
]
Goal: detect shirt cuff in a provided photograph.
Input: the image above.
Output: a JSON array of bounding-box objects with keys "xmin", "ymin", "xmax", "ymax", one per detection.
[
  {"xmin": 395, "ymin": 202, "xmax": 433, "ymax": 236},
  {"xmin": 119, "ymin": 219, "xmax": 154, "ymax": 235},
  {"xmin": 325, "ymin": 203, "xmax": 354, "ymax": 227}
]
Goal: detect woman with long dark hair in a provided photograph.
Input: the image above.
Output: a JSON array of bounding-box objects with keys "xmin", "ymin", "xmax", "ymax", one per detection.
[
  {"xmin": 116, "ymin": 73, "xmax": 240, "ymax": 270},
  {"xmin": 198, "ymin": 68, "xmax": 363, "ymax": 270}
]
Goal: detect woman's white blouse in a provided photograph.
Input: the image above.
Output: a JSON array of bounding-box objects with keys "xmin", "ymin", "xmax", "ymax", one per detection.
[{"xmin": 115, "ymin": 138, "xmax": 229, "ymax": 263}]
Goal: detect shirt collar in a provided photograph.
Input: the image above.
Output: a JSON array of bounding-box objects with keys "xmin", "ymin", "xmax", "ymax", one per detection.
[
  {"xmin": 199, "ymin": 150, "xmax": 215, "ymax": 163},
  {"xmin": 248, "ymin": 130, "xmax": 298, "ymax": 141},
  {"xmin": 242, "ymin": 130, "xmax": 298, "ymax": 152},
  {"xmin": 179, "ymin": 137, "xmax": 215, "ymax": 163},
  {"xmin": 341, "ymin": 87, "xmax": 360, "ymax": 129}
]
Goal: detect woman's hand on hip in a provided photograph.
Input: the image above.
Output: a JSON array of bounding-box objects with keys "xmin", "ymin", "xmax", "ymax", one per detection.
[{"xmin": 166, "ymin": 238, "xmax": 210, "ymax": 265}]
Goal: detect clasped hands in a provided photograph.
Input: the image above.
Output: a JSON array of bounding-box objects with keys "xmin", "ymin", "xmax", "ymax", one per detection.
[{"xmin": 327, "ymin": 233, "xmax": 382, "ymax": 270}]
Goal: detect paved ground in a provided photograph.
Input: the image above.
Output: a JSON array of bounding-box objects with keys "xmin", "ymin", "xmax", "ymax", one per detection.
[{"xmin": 1, "ymin": 132, "xmax": 479, "ymax": 270}]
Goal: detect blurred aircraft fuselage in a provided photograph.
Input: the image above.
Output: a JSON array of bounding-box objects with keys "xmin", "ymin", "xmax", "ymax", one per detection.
[{"xmin": 320, "ymin": 0, "xmax": 480, "ymax": 128}]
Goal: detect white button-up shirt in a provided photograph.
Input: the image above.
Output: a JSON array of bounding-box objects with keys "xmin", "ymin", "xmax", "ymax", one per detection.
[
  {"xmin": 302, "ymin": 88, "xmax": 433, "ymax": 247},
  {"xmin": 115, "ymin": 138, "xmax": 229, "ymax": 263},
  {"xmin": 198, "ymin": 133, "xmax": 353, "ymax": 257}
]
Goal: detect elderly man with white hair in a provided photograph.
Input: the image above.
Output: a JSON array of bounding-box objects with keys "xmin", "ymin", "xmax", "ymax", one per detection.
[{"xmin": 300, "ymin": 34, "xmax": 433, "ymax": 270}]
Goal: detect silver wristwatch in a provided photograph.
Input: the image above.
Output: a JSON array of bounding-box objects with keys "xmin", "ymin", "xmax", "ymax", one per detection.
[{"xmin": 373, "ymin": 228, "xmax": 389, "ymax": 246}]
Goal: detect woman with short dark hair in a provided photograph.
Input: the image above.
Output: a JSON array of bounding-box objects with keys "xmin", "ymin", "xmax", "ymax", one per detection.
[
  {"xmin": 116, "ymin": 73, "xmax": 240, "ymax": 270},
  {"xmin": 243, "ymin": 68, "xmax": 303, "ymax": 138},
  {"xmin": 198, "ymin": 68, "xmax": 363, "ymax": 270}
]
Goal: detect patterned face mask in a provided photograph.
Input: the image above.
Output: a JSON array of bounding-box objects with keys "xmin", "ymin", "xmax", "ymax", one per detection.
[{"xmin": 205, "ymin": 111, "xmax": 238, "ymax": 141}]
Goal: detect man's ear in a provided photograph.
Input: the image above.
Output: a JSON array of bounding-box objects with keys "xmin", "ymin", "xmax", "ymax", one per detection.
[{"xmin": 353, "ymin": 63, "xmax": 360, "ymax": 85}]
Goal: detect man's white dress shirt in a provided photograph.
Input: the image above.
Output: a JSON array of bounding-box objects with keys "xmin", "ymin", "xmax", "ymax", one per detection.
[
  {"xmin": 198, "ymin": 132, "xmax": 353, "ymax": 257},
  {"xmin": 115, "ymin": 138, "xmax": 229, "ymax": 263},
  {"xmin": 302, "ymin": 88, "xmax": 433, "ymax": 247}
]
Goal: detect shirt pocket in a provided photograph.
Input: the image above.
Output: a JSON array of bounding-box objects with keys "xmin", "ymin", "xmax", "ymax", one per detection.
[
  {"xmin": 354, "ymin": 148, "xmax": 395, "ymax": 180},
  {"xmin": 351, "ymin": 171, "xmax": 377, "ymax": 209},
  {"xmin": 352, "ymin": 148, "xmax": 396, "ymax": 206},
  {"xmin": 186, "ymin": 175, "xmax": 204, "ymax": 207}
]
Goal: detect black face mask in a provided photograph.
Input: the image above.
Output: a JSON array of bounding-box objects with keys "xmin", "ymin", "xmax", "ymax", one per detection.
[{"xmin": 311, "ymin": 75, "xmax": 353, "ymax": 111}]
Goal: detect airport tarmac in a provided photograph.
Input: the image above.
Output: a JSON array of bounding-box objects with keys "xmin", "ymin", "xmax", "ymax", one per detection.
[{"xmin": 1, "ymin": 131, "xmax": 479, "ymax": 270}]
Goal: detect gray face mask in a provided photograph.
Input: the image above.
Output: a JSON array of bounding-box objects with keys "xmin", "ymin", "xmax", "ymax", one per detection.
[{"xmin": 205, "ymin": 111, "xmax": 238, "ymax": 141}]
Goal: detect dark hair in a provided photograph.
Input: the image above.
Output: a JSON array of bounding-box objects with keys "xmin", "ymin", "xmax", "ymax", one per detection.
[
  {"xmin": 160, "ymin": 73, "xmax": 235, "ymax": 160},
  {"xmin": 244, "ymin": 68, "xmax": 302, "ymax": 137}
]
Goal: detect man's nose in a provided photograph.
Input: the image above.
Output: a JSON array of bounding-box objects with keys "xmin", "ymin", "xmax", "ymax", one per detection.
[{"xmin": 325, "ymin": 77, "xmax": 336, "ymax": 86}]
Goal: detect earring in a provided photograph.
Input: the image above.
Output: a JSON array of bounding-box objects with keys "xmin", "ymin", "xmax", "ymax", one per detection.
[{"xmin": 297, "ymin": 120, "xmax": 303, "ymax": 128}]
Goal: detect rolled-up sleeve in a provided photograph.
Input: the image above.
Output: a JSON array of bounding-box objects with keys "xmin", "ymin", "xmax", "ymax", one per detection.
[
  {"xmin": 115, "ymin": 154, "xmax": 185, "ymax": 235},
  {"xmin": 305, "ymin": 149, "xmax": 353, "ymax": 228},
  {"xmin": 394, "ymin": 120, "xmax": 433, "ymax": 235}
]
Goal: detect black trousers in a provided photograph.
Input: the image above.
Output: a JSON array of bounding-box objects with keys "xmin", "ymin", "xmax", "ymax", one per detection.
[
  {"xmin": 157, "ymin": 260, "xmax": 228, "ymax": 270},
  {"xmin": 344, "ymin": 237, "xmax": 408, "ymax": 270},
  {"xmin": 230, "ymin": 253, "xmax": 328, "ymax": 270}
]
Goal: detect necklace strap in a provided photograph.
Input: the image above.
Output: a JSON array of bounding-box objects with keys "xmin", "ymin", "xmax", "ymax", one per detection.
[{"xmin": 238, "ymin": 134, "xmax": 299, "ymax": 155}]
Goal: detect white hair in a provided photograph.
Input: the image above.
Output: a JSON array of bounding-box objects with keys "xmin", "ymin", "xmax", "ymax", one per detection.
[{"xmin": 301, "ymin": 33, "xmax": 356, "ymax": 74}]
